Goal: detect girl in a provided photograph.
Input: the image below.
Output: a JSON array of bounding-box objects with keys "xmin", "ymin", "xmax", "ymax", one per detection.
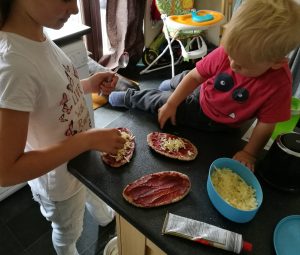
[{"xmin": 0, "ymin": 1, "xmax": 125, "ymax": 254}]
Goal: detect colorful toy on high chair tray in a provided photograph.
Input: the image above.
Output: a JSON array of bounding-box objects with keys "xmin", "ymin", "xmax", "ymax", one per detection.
[
  {"xmin": 191, "ymin": 9, "xmax": 213, "ymax": 22},
  {"xmin": 167, "ymin": 9, "xmax": 224, "ymax": 30}
]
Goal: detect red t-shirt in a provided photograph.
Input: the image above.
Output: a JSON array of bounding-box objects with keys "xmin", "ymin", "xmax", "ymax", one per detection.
[{"xmin": 196, "ymin": 47, "xmax": 292, "ymax": 126}]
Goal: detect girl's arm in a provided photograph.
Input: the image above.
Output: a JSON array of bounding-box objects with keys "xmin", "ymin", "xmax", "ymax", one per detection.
[{"xmin": 0, "ymin": 108, "xmax": 125, "ymax": 186}]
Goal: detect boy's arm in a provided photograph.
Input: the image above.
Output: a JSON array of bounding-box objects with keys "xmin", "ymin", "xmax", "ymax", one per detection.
[
  {"xmin": 165, "ymin": 68, "xmax": 204, "ymax": 108},
  {"xmin": 233, "ymin": 121, "xmax": 275, "ymax": 171},
  {"xmin": 158, "ymin": 68, "xmax": 204, "ymax": 128}
]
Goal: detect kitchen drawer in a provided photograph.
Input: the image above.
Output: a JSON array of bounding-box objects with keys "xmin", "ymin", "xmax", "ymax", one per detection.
[{"xmin": 116, "ymin": 214, "xmax": 167, "ymax": 255}]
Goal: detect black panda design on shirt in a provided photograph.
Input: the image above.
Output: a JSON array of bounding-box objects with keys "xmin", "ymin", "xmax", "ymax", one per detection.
[
  {"xmin": 232, "ymin": 87, "xmax": 249, "ymax": 102},
  {"xmin": 214, "ymin": 73, "xmax": 234, "ymax": 92},
  {"xmin": 214, "ymin": 73, "xmax": 249, "ymax": 103}
]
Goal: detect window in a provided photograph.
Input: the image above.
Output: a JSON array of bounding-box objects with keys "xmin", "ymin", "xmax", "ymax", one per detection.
[{"xmin": 66, "ymin": 0, "xmax": 83, "ymax": 25}]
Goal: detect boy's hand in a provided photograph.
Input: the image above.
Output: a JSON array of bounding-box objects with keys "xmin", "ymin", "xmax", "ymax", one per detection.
[
  {"xmin": 235, "ymin": 121, "xmax": 274, "ymax": 172},
  {"xmin": 158, "ymin": 102, "xmax": 177, "ymax": 129},
  {"xmin": 233, "ymin": 150, "xmax": 256, "ymax": 172}
]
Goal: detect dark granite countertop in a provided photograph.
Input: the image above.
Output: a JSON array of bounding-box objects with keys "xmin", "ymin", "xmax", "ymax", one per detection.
[{"xmin": 68, "ymin": 109, "xmax": 300, "ymax": 255}]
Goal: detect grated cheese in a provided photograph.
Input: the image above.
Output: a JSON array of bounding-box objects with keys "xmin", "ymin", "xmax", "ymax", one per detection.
[
  {"xmin": 112, "ymin": 131, "xmax": 134, "ymax": 162},
  {"xmin": 211, "ymin": 168, "xmax": 257, "ymax": 210},
  {"xmin": 161, "ymin": 136, "xmax": 186, "ymax": 152}
]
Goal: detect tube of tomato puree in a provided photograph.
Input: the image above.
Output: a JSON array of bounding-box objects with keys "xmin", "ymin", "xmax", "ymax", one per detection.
[{"xmin": 162, "ymin": 213, "xmax": 252, "ymax": 254}]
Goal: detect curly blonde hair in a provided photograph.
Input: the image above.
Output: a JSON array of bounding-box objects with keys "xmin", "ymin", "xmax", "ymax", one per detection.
[{"xmin": 221, "ymin": 0, "xmax": 300, "ymax": 63}]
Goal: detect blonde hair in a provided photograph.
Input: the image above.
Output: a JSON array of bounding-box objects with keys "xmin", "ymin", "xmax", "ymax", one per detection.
[{"xmin": 221, "ymin": 0, "xmax": 300, "ymax": 63}]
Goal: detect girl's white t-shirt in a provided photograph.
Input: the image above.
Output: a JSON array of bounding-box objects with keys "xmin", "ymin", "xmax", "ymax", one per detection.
[{"xmin": 0, "ymin": 32, "xmax": 92, "ymax": 201}]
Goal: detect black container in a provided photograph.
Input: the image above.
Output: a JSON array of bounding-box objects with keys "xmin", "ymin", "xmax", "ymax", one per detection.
[{"xmin": 257, "ymin": 132, "xmax": 300, "ymax": 192}]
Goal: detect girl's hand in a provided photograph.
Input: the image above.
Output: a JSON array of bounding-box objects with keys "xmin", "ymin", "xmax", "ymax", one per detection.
[
  {"xmin": 83, "ymin": 72, "xmax": 119, "ymax": 96},
  {"xmin": 88, "ymin": 128, "xmax": 125, "ymax": 154},
  {"xmin": 158, "ymin": 102, "xmax": 177, "ymax": 129},
  {"xmin": 233, "ymin": 150, "xmax": 256, "ymax": 172},
  {"xmin": 99, "ymin": 77, "xmax": 118, "ymax": 96}
]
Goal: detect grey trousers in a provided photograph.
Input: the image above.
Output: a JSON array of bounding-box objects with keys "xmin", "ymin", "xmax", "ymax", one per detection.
[{"xmin": 124, "ymin": 71, "xmax": 232, "ymax": 132}]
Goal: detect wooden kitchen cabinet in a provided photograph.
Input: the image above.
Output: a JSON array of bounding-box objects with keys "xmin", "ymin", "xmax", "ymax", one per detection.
[{"xmin": 116, "ymin": 214, "xmax": 167, "ymax": 255}]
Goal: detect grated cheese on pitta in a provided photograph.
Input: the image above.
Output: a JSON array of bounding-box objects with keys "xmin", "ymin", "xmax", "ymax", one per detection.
[
  {"xmin": 161, "ymin": 137, "xmax": 186, "ymax": 152},
  {"xmin": 112, "ymin": 131, "xmax": 135, "ymax": 162}
]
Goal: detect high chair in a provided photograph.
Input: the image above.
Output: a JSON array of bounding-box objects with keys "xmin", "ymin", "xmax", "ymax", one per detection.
[{"xmin": 140, "ymin": 0, "xmax": 224, "ymax": 77}]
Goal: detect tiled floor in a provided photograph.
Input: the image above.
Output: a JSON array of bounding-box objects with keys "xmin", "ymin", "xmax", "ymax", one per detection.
[
  {"xmin": 0, "ymin": 62, "xmax": 185, "ymax": 255},
  {"xmin": 0, "ymin": 184, "xmax": 117, "ymax": 255}
]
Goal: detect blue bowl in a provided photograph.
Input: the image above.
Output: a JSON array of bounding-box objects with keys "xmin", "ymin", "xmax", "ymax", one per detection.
[{"xmin": 207, "ymin": 158, "xmax": 263, "ymax": 223}]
